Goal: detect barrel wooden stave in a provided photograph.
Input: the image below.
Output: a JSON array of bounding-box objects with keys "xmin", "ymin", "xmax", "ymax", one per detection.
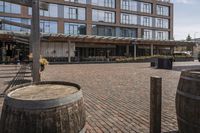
[
  {"xmin": 0, "ymin": 81, "xmax": 86, "ymax": 133},
  {"xmin": 176, "ymin": 70, "xmax": 200, "ymax": 133}
]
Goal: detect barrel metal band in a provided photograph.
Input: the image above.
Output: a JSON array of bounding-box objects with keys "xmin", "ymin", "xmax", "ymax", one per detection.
[
  {"xmin": 4, "ymin": 90, "xmax": 83, "ymax": 110},
  {"xmin": 177, "ymin": 115, "xmax": 200, "ymax": 129},
  {"xmin": 180, "ymin": 76, "xmax": 200, "ymax": 82},
  {"xmin": 177, "ymin": 90, "xmax": 200, "ymax": 101}
]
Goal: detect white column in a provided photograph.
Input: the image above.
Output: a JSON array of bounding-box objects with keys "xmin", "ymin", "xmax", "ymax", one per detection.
[{"xmin": 126, "ymin": 45, "xmax": 129, "ymax": 56}]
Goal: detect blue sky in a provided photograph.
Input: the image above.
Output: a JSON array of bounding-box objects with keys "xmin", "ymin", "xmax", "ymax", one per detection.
[{"xmin": 172, "ymin": 0, "xmax": 200, "ymax": 40}]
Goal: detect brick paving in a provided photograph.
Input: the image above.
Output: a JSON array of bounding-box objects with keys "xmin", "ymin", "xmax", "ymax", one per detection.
[
  {"xmin": 0, "ymin": 62, "xmax": 199, "ymax": 133},
  {"xmin": 41, "ymin": 62, "xmax": 200, "ymax": 133}
]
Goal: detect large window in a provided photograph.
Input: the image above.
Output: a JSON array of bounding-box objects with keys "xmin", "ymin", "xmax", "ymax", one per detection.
[
  {"xmin": 0, "ymin": 1, "xmax": 21, "ymax": 14},
  {"xmin": 92, "ymin": 0, "xmax": 115, "ymax": 8},
  {"xmin": 92, "ymin": 25, "xmax": 116, "ymax": 36},
  {"xmin": 64, "ymin": 6, "xmax": 85, "ymax": 20},
  {"xmin": 121, "ymin": 0, "xmax": 137, "ymax": 11},
  {"xmin": 28, "ymin": 4, "xmax": 58, "ymax": 17},
  {"xmin": 155, "ymin": 31, "xmax": 169, "ymax": 40},
  {"xmin": 92, "ymin": 9, "xmax": 115, "ymax": 23},
  {"xmin": 141, "ymin": 2, "xmax": 152, "ymax": 13},
  {"xmin": 143, "ymin": 29, "xmax": 152, "ymax": 39},
  {"xmin": 40, "ymin": 20, "xmax": 58, "ymax": 33},
  {"xmin": 120, "ymin": 28, "xmax": 137, "ymax": 37},
  {"xmin": 65, "ymin": 0, "xmax": 86, "ymax": 4},
  {"xmin": 65, "ymin": 23, "xmax": 86, "ymax": 35},
  {"xmin": 155, "ymin": 18, "xmax": 169, "ymax": 29},
  {"xmin": 141, "ymin": 16, "xmax": 152, "ymax": 27},
  {"xmin": 121, "ymin": 13, "xmax": 137, "ymax": 25},
  {"xmin": 157, "ymin": 5, "xmax": 169, "ymax": 16}
]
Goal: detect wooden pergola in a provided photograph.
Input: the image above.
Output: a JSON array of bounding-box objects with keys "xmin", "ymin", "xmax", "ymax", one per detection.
[
  {"xmin": 0, "ymin": 31, "xmax": 196, "ymax": 46},
  {"xmin": 0, "ymin": 31, "xmax": 196, "ymax": 60}
]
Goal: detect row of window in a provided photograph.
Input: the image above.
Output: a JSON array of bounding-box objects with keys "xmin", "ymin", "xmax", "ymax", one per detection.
[
  {"xmin": 143, "ymin": 29, "xmax": 169, "ymax": 40},
  {"xmin": 94, "ymin": 11, "xmax": 169, "ymax": 29},
  {"xmin": 0, "ymin": 0, "xmax": 170, "ymax": 17},
  {"xmin": 0, "ymin": 17, "xmax": 169, "ymax": 40},
  {"xmin": 29, "ymin": 6, "xmax": 170, "ymax": 29},
  {"xmin": 65, "ymin": 0, "xmax": 170, "ymax": 16}
]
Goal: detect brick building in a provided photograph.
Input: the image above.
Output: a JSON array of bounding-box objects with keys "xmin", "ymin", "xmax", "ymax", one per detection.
[{"xmin": 0, "ymin": 0, "xmax": 193, "ymax": 63}]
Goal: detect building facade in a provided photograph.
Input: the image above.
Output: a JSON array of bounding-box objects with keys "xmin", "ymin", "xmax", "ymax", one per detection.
[{"xmin": 0, "ymin": 0, "xmax": 174, "ymax": 62}]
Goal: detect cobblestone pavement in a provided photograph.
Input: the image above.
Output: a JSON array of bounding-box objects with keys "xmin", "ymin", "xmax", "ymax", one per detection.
[
  {"xmin": 0, "ymin": 62, "xmax": 199, "ymax": 133},
  {"xmin": 41, "ymin": 62, "xmax": 200, "ymax": 133}
]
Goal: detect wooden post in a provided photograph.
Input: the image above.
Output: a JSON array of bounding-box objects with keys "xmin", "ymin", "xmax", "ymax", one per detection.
[
  {"xmin": 150, "ymin": 76, "xmax": 162, "ymax": 133},
  {"xmin": 134, "ymin": 44, "xmax": 137, "ymax": 60},
  {"xmin": 32, "ymin": 0, "xmax": 41, "ymax": 83},
  {"xmin": 68, "ymin": 41, "xmax": 71, "ymax": 63}
]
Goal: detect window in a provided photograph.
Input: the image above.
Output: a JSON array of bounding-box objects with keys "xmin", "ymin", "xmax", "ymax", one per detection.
[
  {"xmin": 0, "ymin": 1, "xmax": 4, "ymax": 12},
  {"xmin": 65, "ymin": 0, "xmax": 86, "ymax": 4},
  {"xmin": 141, "ymin": 16, "xmax": 152, "ymax": 27},
  {"xmin": 92, "ymin": 0, "xmax": 115, "ymax": 8},
  {"xmin": 69, "ymin": 8, "xmax": 78, "ymax": 19},
  {"xmin": 121, "ymin": 0, "xmax": 137, "ymax": 11},
  {"xmin": 92, "ymin": 25, "xmax": 116, "ymax": 36},
  {"xmin": 121, "ymin": 13, "xmax": 137, "ymax": 25},
  {"xmin": 155, "ymin": 18, "xmax": 169, "ymax": 29},
  {"xmin": 104, "ymin": 12, "xmax": 113, "ymax": 23},
  {"xmin": 92, "ymin": 9, "xmax": 115, "ymax": 23},
  {"xmin": 155, "ymin": 31, "xmax": 169, "ymax": 40},
  {"xmin": 141, "ymin": 2, "xmax": 152, "ymax": 13},
  {"xmin": 157, "ymin": 5, "xmax": 169, "ymax": 16},
  {"xmin": 0, "ymin": 2, "xmax": 21, "ymax": 14},
  {"xmin": 142, "ymin": 16, "xmax": 152, "ymax": 27},
  {"xmin": 143, "ymin": 29, "xmax": 152, "ymax": 39},
  {"xmin": 65, "ymin": 23, "xmax": 86, "ymax": 35},
  {"xmin": 40, "ymin": 20, "xmax": 58, "ymax": 33},
  {"xmin": 120, "ymin": 28, "xmax": 137, "ymax": 37},
  {"xmin": 64, "ymin": 6, "xmax": 85, "ymax": 20},
  {"xmin": 29, "ymin": 4, "xmax": 58, "ymax": 17}
]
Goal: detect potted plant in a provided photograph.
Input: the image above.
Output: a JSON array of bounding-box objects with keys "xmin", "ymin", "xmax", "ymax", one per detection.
[{"xmin": 40, "ymin": 57, "xmax": 48, "ymax": 72}]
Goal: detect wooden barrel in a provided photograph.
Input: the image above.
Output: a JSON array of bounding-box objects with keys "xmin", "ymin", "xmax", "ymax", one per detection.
[
  {"xmin": 0, "ymin": 81, "xmax": 86, "ymax": 133},
  {"xmin": 176, "ymin": 70, "xmax": 200, "ymax": 133}
]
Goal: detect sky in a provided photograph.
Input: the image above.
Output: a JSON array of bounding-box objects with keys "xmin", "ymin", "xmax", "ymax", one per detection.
[{"xmin": 172, "ymin": 0, "xmax": 200, "ymax": 40}]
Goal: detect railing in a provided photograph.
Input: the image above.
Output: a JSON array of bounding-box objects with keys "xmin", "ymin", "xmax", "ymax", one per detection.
[{"xmin": 1, "ymin": 64, "xmax": 32, "ymax": 96}]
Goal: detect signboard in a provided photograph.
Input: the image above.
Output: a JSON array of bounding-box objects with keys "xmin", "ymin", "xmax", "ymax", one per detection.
[{"xmin": 2, "ymin": 0, "xmax": 49, "ymax": 10}]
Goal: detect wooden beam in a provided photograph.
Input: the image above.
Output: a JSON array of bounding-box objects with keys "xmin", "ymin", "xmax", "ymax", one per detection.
[{"xmin": 0, "ymin": 19, "xmax": 31, "ymax": 29}]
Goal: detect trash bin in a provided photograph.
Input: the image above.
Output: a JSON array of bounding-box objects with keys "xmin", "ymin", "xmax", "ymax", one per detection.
[{"xmin": 157, "ymin": 57, "xmax": 173, "ymax": 70}]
